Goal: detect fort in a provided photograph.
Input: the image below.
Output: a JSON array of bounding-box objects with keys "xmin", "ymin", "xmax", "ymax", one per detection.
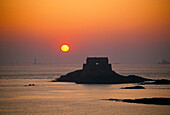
[
  {"xmin": 83, "ymin": 57, "xmax": 112, "ymax": 72},
  {"xmin": 55, "ymin": 57, "xmax": 151, "ymax": 84}
]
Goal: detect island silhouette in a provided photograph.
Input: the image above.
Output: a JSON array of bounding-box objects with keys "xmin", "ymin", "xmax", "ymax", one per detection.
[{"xmin": 55, "ymin": 57, "xmax": 151, "ymax": 84}]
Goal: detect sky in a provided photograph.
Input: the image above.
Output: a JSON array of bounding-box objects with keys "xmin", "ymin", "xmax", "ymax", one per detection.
[{"xmin": 0, "ymin": 0, "xmax": 170, "ymax": 65}]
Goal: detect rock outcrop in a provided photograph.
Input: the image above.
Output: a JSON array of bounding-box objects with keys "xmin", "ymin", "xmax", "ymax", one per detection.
[
  {"xmin": 55, "ymin": 57, "xmax": 151, "ymax": 84},
  {"xmin": 103, "ymin": 98, "xmax": 170, "ymax": 105},
  {"xmin": 139, "ymin": 79, "xmax": 170, "ymax": 85}
]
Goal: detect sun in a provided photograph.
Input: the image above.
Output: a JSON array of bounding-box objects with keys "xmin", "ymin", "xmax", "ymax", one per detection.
[{"xmin": 61, "ymin": 44, "xmax": 70, "ymax": 52}]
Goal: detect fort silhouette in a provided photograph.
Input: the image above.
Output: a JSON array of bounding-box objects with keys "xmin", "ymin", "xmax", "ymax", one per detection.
[
  {"xmin": 83, "ymin": 57, "xmax": 112, "ymax": 72},
  {"xmin": 56, "ymin": 57, "xmax": 151, "ymax": 84}
]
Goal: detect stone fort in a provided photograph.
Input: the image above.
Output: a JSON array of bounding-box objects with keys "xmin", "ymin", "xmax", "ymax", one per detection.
[{"xmin": 83, "ymin": 57, "xmax": 112, "ymax": 71}]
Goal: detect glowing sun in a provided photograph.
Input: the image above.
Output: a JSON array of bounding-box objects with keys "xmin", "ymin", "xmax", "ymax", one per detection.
[{"xmin": 61, "ymin": 44, "xmax": 69, "ymax": 52}]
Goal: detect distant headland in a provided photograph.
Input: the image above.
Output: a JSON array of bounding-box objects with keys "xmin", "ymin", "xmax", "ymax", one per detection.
[
  {"xmin": 158, "ymin": 59, "xmax": 170, "ymax": 64},
  {"xmin": 53, "ymin": 57, "xmax": 151, "ymax": 84}
]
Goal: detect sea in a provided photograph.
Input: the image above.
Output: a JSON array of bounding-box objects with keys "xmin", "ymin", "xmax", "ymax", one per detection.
[{"xmin": 0, "ymin": 64, "xmax": 170, "ymax": 115}]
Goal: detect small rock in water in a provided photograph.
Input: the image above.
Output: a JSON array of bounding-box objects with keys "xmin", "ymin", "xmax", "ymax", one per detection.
[
  {"xmin": 121, "ymin": 86, "xmax": 145, "ymax": 89},
  {"xmin": 25, "ymin": 84, "xmax": 35, "ymax": 86}
]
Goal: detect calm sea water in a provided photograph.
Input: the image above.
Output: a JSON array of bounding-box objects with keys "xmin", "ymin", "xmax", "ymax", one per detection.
[{"xmin": 0, "ymin": 64, "xmax": 170, "ymax": 115}]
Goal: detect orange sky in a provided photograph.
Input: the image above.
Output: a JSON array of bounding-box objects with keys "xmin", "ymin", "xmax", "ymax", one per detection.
[{"xmin": 0, "ymin": 0, "xmax": 170, "ymax": 64}]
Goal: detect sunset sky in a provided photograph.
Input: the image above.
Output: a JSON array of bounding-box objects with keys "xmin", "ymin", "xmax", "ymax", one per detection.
[{"xmin": 0, "ymin": 0, "xmax": 170, "ymax": 65}]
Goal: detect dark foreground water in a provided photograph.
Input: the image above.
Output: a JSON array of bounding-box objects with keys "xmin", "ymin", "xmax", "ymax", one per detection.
[{"xmin": 0, "ymin": 64, "xmax": 170, "ymax": 115}]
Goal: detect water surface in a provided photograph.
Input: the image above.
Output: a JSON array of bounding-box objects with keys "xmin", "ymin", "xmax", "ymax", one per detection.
[{"xmin": 0, "ymin": 64, "xmax": 170, "ymax": 115}]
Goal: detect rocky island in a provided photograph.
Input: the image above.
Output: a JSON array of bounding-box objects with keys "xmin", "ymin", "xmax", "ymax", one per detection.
[{"xmin": 55, "ymin": 57, "xmax": 151, "ymax": 84}]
